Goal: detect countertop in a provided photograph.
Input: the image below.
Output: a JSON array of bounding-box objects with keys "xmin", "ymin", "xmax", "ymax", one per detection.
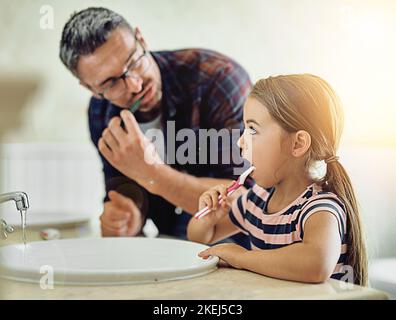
[{"xmin": 0, "ymin": 219, "xmax": 389, "ymax": 300}]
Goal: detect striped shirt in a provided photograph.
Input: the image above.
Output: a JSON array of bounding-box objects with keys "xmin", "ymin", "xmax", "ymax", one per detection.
[{"xmin": 229, "ymin": 183, "xmax": 348, "ymax": 281}]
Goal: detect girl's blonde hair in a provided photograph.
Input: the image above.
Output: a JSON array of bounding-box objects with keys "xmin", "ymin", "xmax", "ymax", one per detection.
[{"xmin": 250, "ymin": 74, "xmax": 367, "ymax": 286}]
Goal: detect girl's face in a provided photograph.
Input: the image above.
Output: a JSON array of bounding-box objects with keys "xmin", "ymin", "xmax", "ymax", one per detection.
[{"xmin": 238, "ymin": 97, "xmax": 292, "ymax": 188}]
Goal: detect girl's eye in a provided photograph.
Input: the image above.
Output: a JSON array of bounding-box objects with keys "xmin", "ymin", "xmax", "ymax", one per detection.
[{"xmin": 248, "ymin": 126, "xmax": 257, "ymax": 135}]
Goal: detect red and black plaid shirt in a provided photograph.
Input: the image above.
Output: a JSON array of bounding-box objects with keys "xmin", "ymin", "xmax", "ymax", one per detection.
[{"xmin": 88, "ymin": 48, "xmax": 252, "ymax": 235}]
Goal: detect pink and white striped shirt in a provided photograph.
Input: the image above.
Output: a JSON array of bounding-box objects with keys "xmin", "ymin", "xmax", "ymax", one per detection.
[{"xmin": 229, "ymin": 183, "xmax": 348, "ymax": 280}]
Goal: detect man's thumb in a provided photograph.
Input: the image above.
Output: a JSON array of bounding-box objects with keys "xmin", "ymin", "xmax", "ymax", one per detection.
[{"xmin": 108, "ymin": 190, "xmax": 138, "ymax": 212}]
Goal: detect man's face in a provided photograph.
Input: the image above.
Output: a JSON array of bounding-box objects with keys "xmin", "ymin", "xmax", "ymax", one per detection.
[{"xmin": 76, "ymin": 27, "xmax": 162, "ymax": 114}]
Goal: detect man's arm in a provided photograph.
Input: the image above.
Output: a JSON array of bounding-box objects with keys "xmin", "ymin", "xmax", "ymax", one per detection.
[
  {"xmin": 141, "ymin": 164, "xmax": 234, "ymax": 214},
  {"xmin": 99, "ymin": 58, "xmax": 252, "ymax": 214},
  {"xmin": 88, "ymin": 98, "xmax": 149, "ymax": 236},
  {"xmin": 89, "ymin": 99, "xmax": 235, "ymax": 218},
  {"xmin": 88, "ymin": 98, "xmax": 142, "ymax": 200},
  {"xmin": 100, "ymin": 111, "xmax": 253, "ymax": 214},
  {"xmin": 159, "ymin": 58, "xmax": 253, "ymax": 213}
]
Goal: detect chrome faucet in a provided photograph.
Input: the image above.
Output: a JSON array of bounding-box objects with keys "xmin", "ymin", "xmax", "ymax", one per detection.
[{"xmin": 0, "ymin": 191, "xmax": 29, "ymax": 239}]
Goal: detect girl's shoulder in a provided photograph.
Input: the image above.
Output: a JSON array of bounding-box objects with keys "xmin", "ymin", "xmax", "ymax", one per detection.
[
  {"xmin": 309, "ymin": 183, "xmax": 345, "ymax": 205},
  {"xmin": 301, "ymin": 183, "xmax": 347, "ymax": 219},
  {"xmin": 299, "ymin": 183, "xmax": 348, "ymax": 241}
]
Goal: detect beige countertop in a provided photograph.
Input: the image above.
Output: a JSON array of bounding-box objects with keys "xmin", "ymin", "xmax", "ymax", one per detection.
[{"xmin": 0, "ymin": 220, "xmax": 389, "ymax": 300}]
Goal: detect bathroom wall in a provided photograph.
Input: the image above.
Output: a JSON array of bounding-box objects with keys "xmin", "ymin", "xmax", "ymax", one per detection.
[
  {"xmin": 0, "ymin": 0, "xmax": 395, "ymax": 146},
  {"xmin": 0, "ymin": 143, "xmax": 104, "ymax": 219},
  {"xmin": 0, "ymin": 0, "xmax": 395, "ymax": 259}
]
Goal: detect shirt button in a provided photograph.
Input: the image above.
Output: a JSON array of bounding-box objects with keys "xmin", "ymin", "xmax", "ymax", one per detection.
[{"xmin": 175, "ymin": 207, "xmax": 183, "ymax": 215}]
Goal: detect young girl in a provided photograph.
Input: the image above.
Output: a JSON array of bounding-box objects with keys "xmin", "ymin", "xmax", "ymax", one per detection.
[{"xmin": 187, "ymin": 74, "xmax": 367, "ymax": 285}]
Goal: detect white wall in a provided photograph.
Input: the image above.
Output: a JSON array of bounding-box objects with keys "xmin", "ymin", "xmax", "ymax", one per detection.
[
  {"xmin": 0, "ymin": 0, "xmax": 395, "ymax": 146},
  {"xmin": 339, "ymin": 147, "xmax": 396, "ymax": 259},
  {"xmin": 0, "ymin": 143, "xmax": 104, "ymax": 219}
]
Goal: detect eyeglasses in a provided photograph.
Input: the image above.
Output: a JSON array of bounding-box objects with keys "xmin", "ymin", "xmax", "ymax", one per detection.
[{"xmin": 97, "ymin": 38, "xmax": 150, "ymax": 101}]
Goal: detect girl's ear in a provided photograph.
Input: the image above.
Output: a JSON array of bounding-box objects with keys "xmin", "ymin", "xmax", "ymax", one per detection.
[
  {"xmin": 79, "ymin": 80, "xmax": 102, "ymax": 99},
  {"xmin": 291, "ymin": 130, "xmax": 311, "ymax": 158}
]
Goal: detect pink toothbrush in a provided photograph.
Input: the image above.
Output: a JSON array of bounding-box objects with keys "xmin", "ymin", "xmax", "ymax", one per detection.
[{"xmin": 194, "ymin": 166, "xmax": 255, "ymax": 219}]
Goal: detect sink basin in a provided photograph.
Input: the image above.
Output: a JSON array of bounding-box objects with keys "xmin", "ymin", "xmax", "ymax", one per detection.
[{"xmin": 0, "ymin": 237, "xmax": 219, "ymax": 285}]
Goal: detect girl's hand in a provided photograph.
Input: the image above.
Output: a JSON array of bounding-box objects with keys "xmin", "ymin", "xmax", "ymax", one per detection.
[
  {"xmin": 188, "ymin": 182, "xmax": 240, "ymax": 245},
  {"xmin": 198, "ymin": 243, "xmax": 247, "ymax": 269},
  {"xmin": 198, "ymin": 184, "xmax": 231, "ymax": 220}
]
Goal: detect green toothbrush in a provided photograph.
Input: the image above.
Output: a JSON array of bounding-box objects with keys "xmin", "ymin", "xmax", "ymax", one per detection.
[
  {"xmin": 121, "ymin": 98, "xmax": 142, "ymax": 129},
  {"xmin": 129, "ymin": 97, "xmax": 142, "ymax": 114}
]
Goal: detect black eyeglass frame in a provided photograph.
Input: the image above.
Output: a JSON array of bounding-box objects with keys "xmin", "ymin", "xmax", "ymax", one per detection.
[{"xmin": 97, "ymin": 36, "xmax": 149, "ymax": 100}]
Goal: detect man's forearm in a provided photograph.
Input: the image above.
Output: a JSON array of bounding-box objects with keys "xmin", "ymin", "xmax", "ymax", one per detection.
[{"xmin": 136, "ymin": 163, "xmax": 233, "ymax": 214}]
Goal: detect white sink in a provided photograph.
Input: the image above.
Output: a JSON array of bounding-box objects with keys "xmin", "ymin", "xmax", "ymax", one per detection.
[{"xmin": 0, "ymin": 237, "xmax": 218, "ymax": 285}]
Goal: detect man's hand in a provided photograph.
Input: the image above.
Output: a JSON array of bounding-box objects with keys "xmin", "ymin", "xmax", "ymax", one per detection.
[
  {"xmin": 98, "ymin": 110, "xmax": 163, "ymax": 187},
  {"xmin": 100, "ymin": 190, "xmax": 144, "ymax": 237}
]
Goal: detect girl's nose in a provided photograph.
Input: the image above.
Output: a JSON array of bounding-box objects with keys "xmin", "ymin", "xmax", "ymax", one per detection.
[{"xmin": 237, "ymin": 132, "xmax": 244, "ymax": 150}]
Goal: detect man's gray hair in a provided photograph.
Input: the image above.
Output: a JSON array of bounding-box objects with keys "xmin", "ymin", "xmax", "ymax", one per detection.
[{"xmin": 59, "ymin": 7, "xmax": 133, "ymax": 75}]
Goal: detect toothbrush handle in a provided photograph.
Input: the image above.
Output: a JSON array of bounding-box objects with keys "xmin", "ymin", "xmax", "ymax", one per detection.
[{"xmin": 194, "ymin": 181, "xmax": 240, "ymax": 219}]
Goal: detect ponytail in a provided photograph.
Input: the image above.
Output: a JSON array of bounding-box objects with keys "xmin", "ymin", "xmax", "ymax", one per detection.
[
  {"xmin": 324, "ymin": 160, "xmax": 368, "ymax": 286},
  {"xmin": 249, "ymin": 74, "xmax": 368, "ymax": 286}
]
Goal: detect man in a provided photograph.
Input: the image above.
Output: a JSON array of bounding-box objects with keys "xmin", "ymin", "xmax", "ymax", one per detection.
[{"xmin": 59, "ymin": 7, "xmax": 252, "ymax": 246}]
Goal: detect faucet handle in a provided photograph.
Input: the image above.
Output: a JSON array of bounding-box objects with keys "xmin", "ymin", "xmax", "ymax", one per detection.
[{"xmin": 1, "ymin": 219, "xmax": 14, "ymax": 240}]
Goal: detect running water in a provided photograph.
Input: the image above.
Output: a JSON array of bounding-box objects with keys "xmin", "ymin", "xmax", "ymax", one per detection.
[{"xmin": 20, "ymin": 209, "xmax": 27, "ymax": 245}]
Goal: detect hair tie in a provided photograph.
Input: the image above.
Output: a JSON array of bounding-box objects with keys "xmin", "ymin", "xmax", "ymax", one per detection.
[{"xmin": 325, "ymin": 155, "xmax": 339, "ymax": 164}]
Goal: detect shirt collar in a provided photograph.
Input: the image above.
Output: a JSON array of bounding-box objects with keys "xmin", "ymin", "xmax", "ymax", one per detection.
[{"xmin": 151, "ymin": 51, "xmax": 185, "ymax": 120}]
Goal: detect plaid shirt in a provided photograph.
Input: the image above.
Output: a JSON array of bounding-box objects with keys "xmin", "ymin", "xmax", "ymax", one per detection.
[{"xmin": 88, "ymin": 48, "xmax": 252, "ymax": 236}]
